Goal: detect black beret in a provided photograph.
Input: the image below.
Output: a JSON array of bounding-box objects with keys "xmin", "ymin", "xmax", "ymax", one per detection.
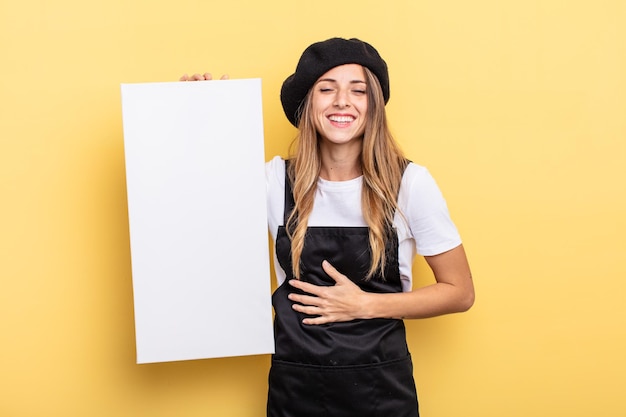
[{"xmin": 280, "ymin": 37, "xmax": 390, "ymax": 127}]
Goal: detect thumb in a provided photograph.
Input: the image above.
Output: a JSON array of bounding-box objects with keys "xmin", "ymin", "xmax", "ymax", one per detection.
[{"xmin": 322, "ymin": 260, "xmax": 348, "ymax": 284}]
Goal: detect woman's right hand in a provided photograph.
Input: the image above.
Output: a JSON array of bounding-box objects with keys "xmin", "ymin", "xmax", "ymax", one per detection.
[{"xmin": 179, "ymin": 73, "xmax": 229, "ymax": 81}]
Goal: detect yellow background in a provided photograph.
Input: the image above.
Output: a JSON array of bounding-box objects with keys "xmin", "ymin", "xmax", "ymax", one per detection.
[{"xmin": 1, "ymin": 1, "xmax": 625, "ymax": 416}]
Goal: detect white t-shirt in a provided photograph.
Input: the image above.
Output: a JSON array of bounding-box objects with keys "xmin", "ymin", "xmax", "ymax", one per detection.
[{"xmin": 266, "ymin": 156, "xmax": 461, "ymax": 292}]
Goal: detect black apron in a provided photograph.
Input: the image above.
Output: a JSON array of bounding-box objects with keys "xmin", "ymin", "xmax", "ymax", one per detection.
[{"xmin": 267, "ymin": 165, "xmax": 419, "ymax": 417}]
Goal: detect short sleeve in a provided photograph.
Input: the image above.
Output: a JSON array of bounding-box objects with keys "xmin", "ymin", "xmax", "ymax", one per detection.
[
  {"xmin": 266, "ymin": 156, "xmax": 286, "ymax": 241},
  {"xmin": 398, "ymin": 163, "xmax": 462, "ymax": 256}
]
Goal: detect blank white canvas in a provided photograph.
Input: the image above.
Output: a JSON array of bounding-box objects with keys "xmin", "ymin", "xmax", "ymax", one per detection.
[{"xmin": 121, "ymin": 79, "xmax": 274, "ymax": 364}]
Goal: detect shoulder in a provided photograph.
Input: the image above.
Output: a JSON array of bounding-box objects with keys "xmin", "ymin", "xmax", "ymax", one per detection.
[
  {"xmin": 402, "ymin": 161, "xmax": 430, "ymax": 180},
  {"xmin": 266, "ymin": 156, "xmax": 286, "ymax": 230},
  {"xmin": 266, "ymin": 156, "xmax": 286, "ymax": 188},
  {"xmin": 266, "ymin": 155, "xmax": 286, "ymax": 178},
  {"xmin": 397, "ymin": 162, "xmax": 462, "ymax": 256},
  {"xmin": 398, "ymin": 161, "xmax": 453, "ymax": 221},
  {"xmin": 400, "ymin": 162, "xmax": 443, "ymax": 200}
]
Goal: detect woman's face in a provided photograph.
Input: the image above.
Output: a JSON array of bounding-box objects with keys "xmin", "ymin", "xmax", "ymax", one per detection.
[{"xmin": 310, "ymin": 64, "xmax": 368, "ymax": 146}]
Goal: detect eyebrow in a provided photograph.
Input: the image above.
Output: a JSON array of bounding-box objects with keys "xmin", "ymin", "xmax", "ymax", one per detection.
[{"xmin": 316, "ymin": 78, "xmax": 367, "ymax": 84}]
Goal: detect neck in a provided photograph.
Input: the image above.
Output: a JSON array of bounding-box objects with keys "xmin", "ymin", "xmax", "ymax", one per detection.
[{"xmin": 318, "ymin": 141, "xmax": 363, "ymax": 181}]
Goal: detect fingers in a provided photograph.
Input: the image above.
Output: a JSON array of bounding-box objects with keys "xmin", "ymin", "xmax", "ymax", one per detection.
[
  {"xmin": 286, "ymin": 262, "xmax": 357, "ymax": 325},
  {"xmin": 288, "ymin": 292, "xmax": 321, "ymax": 307},
  {"xmin": 302, "ymin": 316, "xmax": 330, "ymax": 326},
  {"xmin": 288, "ymin": 261, "xmax": 350, "ymax": 298},
  {"xmin": 192, "ymin": 72, "xmax": 211, "ymax": 80},
  {"xmin": 288, "ymin": 278, "xmax": 323, "ymax": 296},
  {"xmin": 179, "ymin": 73, "xmax": 209, "ymax": 81},
  {"xmin": 288, "ymin": 281, "xmax": 329, "ymax": 323},
  {"xmin": 321, "ymin": 260, "xmax": 349, "ymax": 283},
  {"xmin": 289, "ymin": 300, "xmax": 331, "ymax": 325},
  {"xmin": 179, "ymin": 73, "xmax": 230, "ymax": 81},
  {"xmin": 290, "ymin": 300, "xmax": 320, "ymax": 315},
  {"xmin": 321, "ymin": 260, "xmax": 337, "ymax": 276}
]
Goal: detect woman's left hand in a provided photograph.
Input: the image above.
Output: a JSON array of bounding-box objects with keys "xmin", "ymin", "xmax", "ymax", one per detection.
[{"xmin": 288, "ymin": 260, "xmax": 370, "ymax": 325}]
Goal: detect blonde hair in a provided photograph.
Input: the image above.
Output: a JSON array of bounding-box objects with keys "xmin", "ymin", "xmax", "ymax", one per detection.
[{"xmin": 286, "ymin": 67, "xmax": 407, "ymax": 279}]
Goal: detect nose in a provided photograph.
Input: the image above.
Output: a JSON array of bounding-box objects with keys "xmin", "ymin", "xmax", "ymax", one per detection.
[{"xmin": 333, "ymin": 89, "xmax": 350, "ymax": 108}]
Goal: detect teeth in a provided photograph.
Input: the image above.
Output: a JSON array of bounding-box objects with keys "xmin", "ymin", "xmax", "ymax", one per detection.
[{"xmin": 328, "ymin": 115, "xmax": 354, "ymax": 123}]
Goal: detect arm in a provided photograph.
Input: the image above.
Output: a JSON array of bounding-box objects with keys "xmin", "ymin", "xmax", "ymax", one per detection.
[
  {"xmin": 366, "ymin": 244, "xmax": 474, "ymax": 319},
  {"xmin": 288, "ymin": 244, "xmax": 474, "ymax": 325}
]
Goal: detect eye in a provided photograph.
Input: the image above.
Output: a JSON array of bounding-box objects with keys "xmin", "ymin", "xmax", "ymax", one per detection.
[
  {"xmin": 352, "ymin": 89, "xmax": 367, "ymax": 95},
  {"xmin": 319, "ymin": 87, "xmax": 334, "ymax": 93}
]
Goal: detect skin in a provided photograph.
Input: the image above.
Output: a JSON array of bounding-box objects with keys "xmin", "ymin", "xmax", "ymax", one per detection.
[
  {"xmin": 180, "ymin": 66, "xmax": 475, "ymax": 325},
  {"xmin": 311, "ymin": 64, "xmax": 368, "ymax": 180},
  {"xmin": 180, "ymin": 73, "xmax": 229, "ymax": 81}
]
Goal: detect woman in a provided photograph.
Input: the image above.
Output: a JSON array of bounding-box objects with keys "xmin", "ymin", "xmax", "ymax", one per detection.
[{"xmin": 183, "ymin": 37, "xmax": 474, "ymax": 417}]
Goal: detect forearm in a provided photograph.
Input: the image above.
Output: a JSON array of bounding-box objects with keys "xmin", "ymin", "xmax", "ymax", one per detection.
[{"xmin": 361, "ymin": 281, "xmax": 474, "ymax": 320}]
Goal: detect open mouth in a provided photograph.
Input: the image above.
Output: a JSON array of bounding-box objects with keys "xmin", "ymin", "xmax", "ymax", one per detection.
[{"xmin": 328, "ymin": 114, "xmax": 356, "ymax": 126}]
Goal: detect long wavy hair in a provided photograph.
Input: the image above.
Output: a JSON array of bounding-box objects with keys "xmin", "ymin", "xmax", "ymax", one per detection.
[{"xmin": 286, "ymin": 67, "xmax": 408, "ymax": 280}]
